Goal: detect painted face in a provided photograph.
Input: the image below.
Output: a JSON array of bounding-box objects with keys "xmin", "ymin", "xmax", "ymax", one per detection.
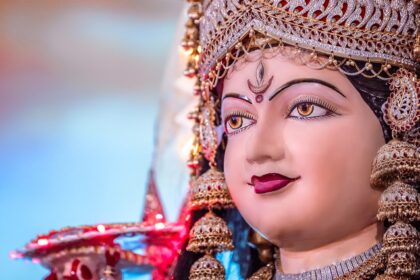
[{"xmin": 221, "ymin": 50, "xmax": 386, "ymax": 251}]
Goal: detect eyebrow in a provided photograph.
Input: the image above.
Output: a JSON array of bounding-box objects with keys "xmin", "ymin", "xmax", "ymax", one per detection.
[
  {"xmin": 268, "ymin": 78, "xmax": 346, "ymax": 101},
  {"xmin": 222, "ymin": 93, "xmax": 253, "ymax": 104}
]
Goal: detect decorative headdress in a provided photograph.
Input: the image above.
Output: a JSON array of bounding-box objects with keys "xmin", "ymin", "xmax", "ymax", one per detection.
[{"xmin": 181, "ymin": 0, "xmax": 419, "ymax": 279}]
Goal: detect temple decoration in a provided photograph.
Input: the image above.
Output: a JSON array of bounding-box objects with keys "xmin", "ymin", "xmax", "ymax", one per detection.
[{"xmin": 12, "ymin": 169, "xmax": 188, "ymax": 280}]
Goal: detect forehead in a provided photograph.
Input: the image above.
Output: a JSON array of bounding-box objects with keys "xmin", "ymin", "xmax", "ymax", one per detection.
[{"xmin": 222, "ymin": 50, "xmax": 343, "ymax": 95}]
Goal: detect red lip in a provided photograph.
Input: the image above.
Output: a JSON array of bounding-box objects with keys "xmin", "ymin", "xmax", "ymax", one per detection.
[{"xmin": 251, "ymin": 173, "xmax": 298, "ymax": 194}]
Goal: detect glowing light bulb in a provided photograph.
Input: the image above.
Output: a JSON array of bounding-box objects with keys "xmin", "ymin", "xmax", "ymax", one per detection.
[
  {"xmin": 97, "ymin": 224, "xmax": 106, "ymax": 233},
  {"xmin": 155, "ymin": 223, "xmax": 165, "ymax": 230},
  {"xmin": 37, "ymin": 238, "xmax": 49, "ymax": 246}
]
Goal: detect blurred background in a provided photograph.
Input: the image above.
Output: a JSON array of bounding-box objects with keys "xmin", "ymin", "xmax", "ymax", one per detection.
[{"xmin": 0, "ymin": 1, "xmax": 190, "ymax": 279}]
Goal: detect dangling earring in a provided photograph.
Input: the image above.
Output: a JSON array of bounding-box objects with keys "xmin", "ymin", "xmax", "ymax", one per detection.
[
  {"xmin": 186, "ymin": 84, "xmax": 235, "ymax": 279},
  {"xmin": 371, "ymin": 68, "xmax": 420, "ymax": 280},
  {"xmin": 189, "ymin": 97, "xmax": 234, "ymax": 210},
  {"xmin": 181, "ymin": 1, "xmax": 234, "ymax": 276}
]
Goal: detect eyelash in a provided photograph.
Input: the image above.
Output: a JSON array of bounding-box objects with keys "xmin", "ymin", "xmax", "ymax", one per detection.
[
  {"xmin": 223, "ymin": 110, "xmax": 256, "ymax": 136},
  {"xmin": 222, "ymin": 97, "xmax": 338, "ymax": 136},
  {"xmin": 286, "ymin": 96, "xmax": 338, "ymax": 119}
]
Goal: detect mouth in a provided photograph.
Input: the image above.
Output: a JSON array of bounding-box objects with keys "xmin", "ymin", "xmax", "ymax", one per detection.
[{"xmin": 250, "ymin": 173, "xmax": 300, "ymax": 194}]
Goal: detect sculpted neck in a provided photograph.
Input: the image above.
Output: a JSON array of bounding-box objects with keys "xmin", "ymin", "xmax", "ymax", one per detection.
[{"xmin": 277, "ymin": 222, "xmax": 384, "ymax": 274}]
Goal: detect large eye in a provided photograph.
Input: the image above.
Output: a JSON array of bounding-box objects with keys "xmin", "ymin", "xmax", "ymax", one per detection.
[
  {"xmin": 296, "ymin": 103, "xmax": 314, "ymax": 117},
  {"xmin": 224, "ymin": 113, "xmax": 255, "ymax": 135},
  {"xmin": 289, "ymin": 102, "xmax": 333, "ymax": 119},
  {"xmin": 227, "ymin": 116, "xmax": 243, "ymax": 130}
]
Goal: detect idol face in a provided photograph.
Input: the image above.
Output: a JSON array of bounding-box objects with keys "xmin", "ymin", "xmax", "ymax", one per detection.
[{"xmin": 221, "ymin": 50, "xmax": 385, "ymax": 251}]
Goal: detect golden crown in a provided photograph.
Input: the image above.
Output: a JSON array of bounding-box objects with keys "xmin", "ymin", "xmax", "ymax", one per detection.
[{"xmin": 183, "ymin": 0, "xmax": 419, "ymax": 87}]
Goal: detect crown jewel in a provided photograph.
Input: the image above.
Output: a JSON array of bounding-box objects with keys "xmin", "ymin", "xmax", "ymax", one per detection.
[{"xmin": 199, "ymin": 0, "xmax": 418, "ymax": 81}]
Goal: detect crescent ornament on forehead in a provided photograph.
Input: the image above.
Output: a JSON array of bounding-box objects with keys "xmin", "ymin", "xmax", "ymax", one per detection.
[{"xmin": 247, "ymin": 61, "xmax": 274, "ymax": 103}]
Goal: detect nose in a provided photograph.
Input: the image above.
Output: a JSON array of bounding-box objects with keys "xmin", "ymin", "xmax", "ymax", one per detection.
[{"xmin": 245, "ymin": 115, "xmax": 286, "ymax": 164}]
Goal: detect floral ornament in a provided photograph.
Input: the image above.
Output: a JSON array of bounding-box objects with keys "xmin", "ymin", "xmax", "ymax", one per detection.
[{"xmin": 382, "ymin": 68, "xmax": 420, "ymax": 137}]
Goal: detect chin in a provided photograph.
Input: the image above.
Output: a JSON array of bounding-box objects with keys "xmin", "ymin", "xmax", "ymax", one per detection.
[{"xmin": 243, "ymin": 214, "xmax": 286, "ymax": 243}]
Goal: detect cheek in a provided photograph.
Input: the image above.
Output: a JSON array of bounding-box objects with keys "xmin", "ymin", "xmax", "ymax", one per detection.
[
  {"xmin": 286, "ymin": 114, "xmax": 384, "ymax": 194},
  {"xmin": 224, "ymin": 137, "xmax": 247, "ymax": 192},
  {"xmin": 224, "ymin": 137, "xmax": 257, "ymax": 223},
  {"xmin": 282, "ymin": 115, "xmax": 384, "ymax": 227}
]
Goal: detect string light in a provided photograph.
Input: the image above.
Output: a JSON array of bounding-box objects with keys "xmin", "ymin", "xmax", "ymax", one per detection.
[
  {"xmin": 155, "ymin": 223, "xmax": 165, "ymax": 230},
  {"xmin": 37, "ymin": 238, "xmax": 49, "ymax": 246},
  {"xmin": 96, "ymin": 224, "xmax": 106, "ymax": 233}
]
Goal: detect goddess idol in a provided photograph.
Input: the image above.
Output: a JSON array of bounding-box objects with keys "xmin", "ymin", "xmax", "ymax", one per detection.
[{"xmin": 174, "ymin": 0, "xmax": 420, "ymax": 279}]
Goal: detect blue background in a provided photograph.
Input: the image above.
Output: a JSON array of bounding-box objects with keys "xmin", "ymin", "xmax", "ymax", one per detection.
[{"xmin": 0, "ymin": 2, "xmax": 183, "ymax": 279}]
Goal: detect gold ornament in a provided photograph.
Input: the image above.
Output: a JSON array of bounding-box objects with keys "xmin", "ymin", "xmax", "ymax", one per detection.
[
  {"xmin": 332, "ymin": 250, "xmax": 386, "ymax": 280},
  {"xmin": 189, "ymin": 254, "xmax": 225, "ymax": 280},
  {"xmin": 385, "ymin": 251, "xmax": 417, "ymax": 277},
  {"xmin": 199, "ymin": 98, "xmax": 218, "ymax": 162},
  {"xmin": 187, "ymin": 107, "xmax": 203, "ymax": 176},
  {"xmin": 382, "ymin": 68, "xmax": 420, "ymax": 136},
  {"xmin": 182, "ymin": 0, "xmax": 202, "ymax": 79},
  {"xmin": 415, "ymin": 35, "xmax": 420, "ymax": 62},
  {"xmin": 190, "ymin": 168, "xmax": 234, "ymax": 210},
  {"xmin": 382, "ymin": 222, "xmax": 419, "ymax": 255},
  {"xmin": 370, "ymin": 140, "xmax": 420, "ymax": 189},
  {"xmin": 199, "ymin": 0, "xmax": 417, "ymax": 87},
  {"xmin": 374, "ymin": 274, "xmax": 410, "ymax": 280},
  {"xmin": 186, "ymin": 211, "xmax": 234, "ymax": 253},
  {"xmin": 247, "ymin": 263, "xmax": 274, "ymax": 280},
  {"xmin": 377, "ymin": 181, "xmax": 420, "ymax": 223}
]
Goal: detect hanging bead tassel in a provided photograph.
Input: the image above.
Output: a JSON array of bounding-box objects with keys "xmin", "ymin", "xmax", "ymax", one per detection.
[
  {"xmin": 370, "ymin": 140, "xmax": 420, "ymax": 189},
  {"xmin": 187, "ymin": 211, "xmax": 234, "ymax": 253},
  {"xmin": 189, "ymin": 254, "xmax": 226, "ymax": 280},
  {"xmin": 385, "ymin": 251, "xmax": 417, "ymax": 277},
  {"xmin": 381, "ymin": 222, "xmax": 419, "ymax": 278},
  {"xmin": 183, "ymin": 5, "xmax": 235, "ymax": 276},
  {"xmin": 186, "ymin": 211, "xmax": 234, "ymax": 280},
  {"xmin": 190, "ymin": 168, "xmax": 234, "ymax": 210},
  {"xmin": 182, "ymin": 0, "xmax": 202, "ymax": 79},
  {"xmin": 377, "ymin": 181, "xmax": 420, "ymax": 223},
  {"xmin": 382, "ymin": 222, "xmax": 419, "ymax": 255}
]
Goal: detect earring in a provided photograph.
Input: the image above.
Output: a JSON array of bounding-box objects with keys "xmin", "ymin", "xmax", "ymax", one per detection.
[
  {"xmin": 377, "ymin": 181, "xmax": 420, "ymax": 223},
  {"xmin": 186, "ymin": 88, "xmax": 235, "ymax": 279},
  {"xmin": 189, "ymin": 254, "xmax": 226, "ymax": 280},
  {"xmin": 372, "ymin": 68, "xmax": 420, "ymax": 280},
  {"xmin": 187, "ymin": 211, "xmax": 234, "ymax": 253},
  {"xmin": 370, "ymin": 140, "xmax": 420, "ymax": 190}
]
